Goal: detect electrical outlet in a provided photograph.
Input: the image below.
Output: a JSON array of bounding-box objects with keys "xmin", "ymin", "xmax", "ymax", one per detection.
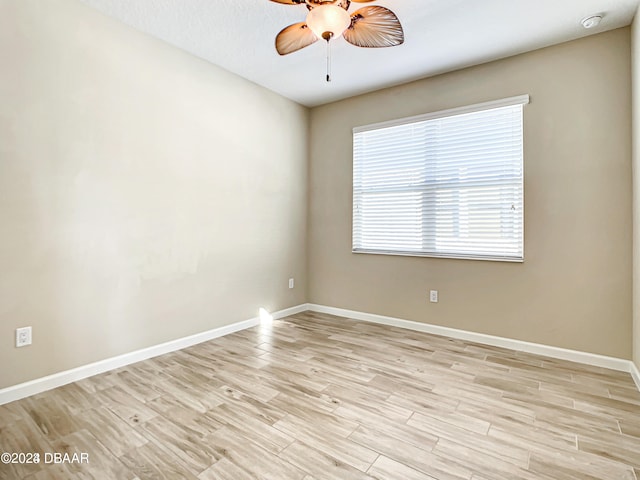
[
  {"xmin": 16, "ymin": 326, "xmax": 32, "ymax": 347},
  {"xmin": 288, "ymin": 278, "xmax": 295, "ymax": 289},
  {"xmin": 429, "ymin": 290, "xmax": 439, "ymax": 303}
]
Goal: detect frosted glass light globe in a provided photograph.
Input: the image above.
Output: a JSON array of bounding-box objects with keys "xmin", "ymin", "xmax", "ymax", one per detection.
[{"xmin": 306, "ymin": 5, "xmax": 351, "ymax": 40}]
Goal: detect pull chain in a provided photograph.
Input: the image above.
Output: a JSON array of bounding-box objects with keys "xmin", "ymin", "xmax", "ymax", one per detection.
[
  {"xmin": 321, "ymin": 32, "xmax": 334, "ymax": 82},
  {"xmin": 325, "ymin": 38, "xmax": 331, "ymax": 82}
]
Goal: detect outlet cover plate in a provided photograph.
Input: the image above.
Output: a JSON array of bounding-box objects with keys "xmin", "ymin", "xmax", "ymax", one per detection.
[{"xmin": 16, "ymin": 327, "xmax": 32, "ymax": 347}]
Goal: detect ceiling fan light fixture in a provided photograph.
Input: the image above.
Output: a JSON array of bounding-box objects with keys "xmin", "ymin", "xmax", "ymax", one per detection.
[{"xmin": 306, "ymin": 5, "xmax": 351, "ymax": 41}]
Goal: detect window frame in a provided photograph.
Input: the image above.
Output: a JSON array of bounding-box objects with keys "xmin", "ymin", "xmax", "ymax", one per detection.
[{"xmin": 352, "ymin": 95, "xmax": 529, "ymax": 263}]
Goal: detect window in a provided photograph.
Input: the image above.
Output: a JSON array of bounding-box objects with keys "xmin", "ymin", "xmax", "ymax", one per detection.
[{"xmin": 353, "ymin": 95, "xmax": 528, "ymax": 262}]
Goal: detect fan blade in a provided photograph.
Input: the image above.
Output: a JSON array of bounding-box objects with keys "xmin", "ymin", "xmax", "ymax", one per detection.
[
  {"xmin": 269, "ymin": 0, "xmax": 305, "ymax": 4},
  {"xmin": 343, "ymin": 6, "xmax": 404, "ymax": 48},
  {"xmin": 276, "ymin": 22, "xmax": 318, "ymax": 55}
]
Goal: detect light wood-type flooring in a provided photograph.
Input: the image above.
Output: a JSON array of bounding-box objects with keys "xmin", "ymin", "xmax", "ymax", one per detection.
[{"xmin": 1, "ymin": 311, "xmax": 639, "ymax": 479}]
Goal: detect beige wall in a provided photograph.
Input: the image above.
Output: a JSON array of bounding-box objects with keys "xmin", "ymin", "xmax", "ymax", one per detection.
[
  {"xmin": 0, "ymin": 0, "xmax": 308, "ymax": 388},
  {"xmin": 633, "ymin": 9, "xmax": 640, "ymax": 371},
  {"xmin": 308, "ymin": 28, "xmax": 632, "ymax": 359}
]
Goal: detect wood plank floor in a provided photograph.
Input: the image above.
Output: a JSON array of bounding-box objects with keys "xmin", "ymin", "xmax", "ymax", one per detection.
[{"xmin": 1, "ymin": 311, "xmax": 639, "ymax": 479}]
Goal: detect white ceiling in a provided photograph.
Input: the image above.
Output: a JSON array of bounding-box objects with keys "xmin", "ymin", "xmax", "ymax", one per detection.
[{"xmin": 81, "ymin": 0, "xmax": 639, "ymax": 107}]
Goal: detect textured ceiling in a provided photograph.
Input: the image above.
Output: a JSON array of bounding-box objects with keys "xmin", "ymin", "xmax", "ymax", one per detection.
[{"xmin": 81, "ymin": 0, "xmax": 639, "ymax": 107}]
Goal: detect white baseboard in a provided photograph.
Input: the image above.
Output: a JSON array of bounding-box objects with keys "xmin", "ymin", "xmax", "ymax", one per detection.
[
  {"xmin": 0, "ymin": 304, "xmax": 307, "ymax": 406},
  {"xmin": 271, "ymin": 303, "xmax": 309, "ymax": 319},
  {"xmin": 306, "ymin": 304, "xmax": 638, "ymax": 380},
  {"xmin": 2, "ymin": 301, "xmax": 637, "ymax": 405},
  {"xmin": 631, "ymin": 361, "xmax": 640, "ymax": 391}
]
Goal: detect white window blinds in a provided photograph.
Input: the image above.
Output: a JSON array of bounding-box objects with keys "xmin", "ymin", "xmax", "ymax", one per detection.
[{"xmin": 353, "ymin": 95, "xmax": 528, "ymax": 262}]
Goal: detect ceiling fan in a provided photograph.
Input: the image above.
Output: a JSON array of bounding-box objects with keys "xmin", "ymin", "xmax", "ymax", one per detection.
[{"xmin": 270, "ymin": 0, "xmax": 404, "ymax": 81}]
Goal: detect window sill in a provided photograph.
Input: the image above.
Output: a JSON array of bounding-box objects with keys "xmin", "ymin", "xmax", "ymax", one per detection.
[{"xmin": 352, "ymin": 249, "xmax": 524, "ymax": 263}]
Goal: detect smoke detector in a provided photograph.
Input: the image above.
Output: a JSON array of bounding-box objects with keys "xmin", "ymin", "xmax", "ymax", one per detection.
[{"xmin": 581, "ymin": 15, "xmax": 603, "ymax": 29}]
